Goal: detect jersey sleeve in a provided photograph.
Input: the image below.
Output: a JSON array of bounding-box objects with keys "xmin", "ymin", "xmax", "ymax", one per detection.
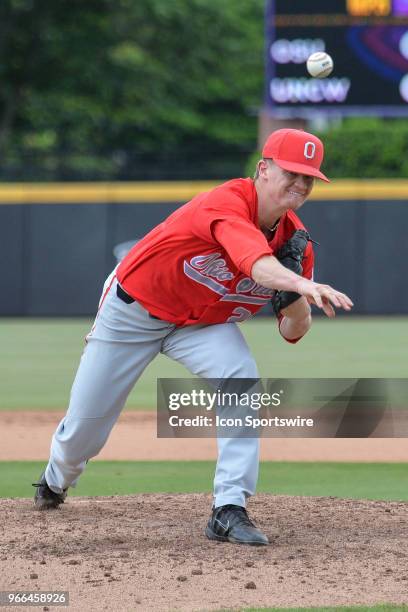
[
  {"xmin": 212, "ymin": 218, "xmax": 272, "ymax": 277},
  {"xmin": 191, "ymin": 189, "xmax": 272, "ymax": 277}
]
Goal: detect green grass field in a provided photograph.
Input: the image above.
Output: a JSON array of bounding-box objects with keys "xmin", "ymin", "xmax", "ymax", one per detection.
[
  {"xmin": 0, "ymin": 317, "xmax": 406, "ymax": 410},
  {"xmin": 1, "ymin": 316, "xmax": 407, "ymax": 504},
  {"xmin": 2, "ymin": 461, "xmax": 407, "ymax": 500}
]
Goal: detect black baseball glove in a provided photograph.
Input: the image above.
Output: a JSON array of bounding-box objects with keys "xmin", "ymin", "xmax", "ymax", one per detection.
[{"xmin": 272, "ymin": 229, "xmax": 310, "ymax": 315}]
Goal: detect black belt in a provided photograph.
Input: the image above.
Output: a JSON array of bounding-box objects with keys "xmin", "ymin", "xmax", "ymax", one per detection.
[
  {"xmin": 116, "ymin": 283, "xmax": 161, "ymax": 320},
  {"xmin": 116, "ymin": 283, "xmax": 135, "ymax": 304}
]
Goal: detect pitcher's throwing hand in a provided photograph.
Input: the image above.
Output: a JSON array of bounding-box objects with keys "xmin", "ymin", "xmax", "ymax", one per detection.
[{"xmin": 296, "ymin": 278, "xmax": 353, "ymax": 318}]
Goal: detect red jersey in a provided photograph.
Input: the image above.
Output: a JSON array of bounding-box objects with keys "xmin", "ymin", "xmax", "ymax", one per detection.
[{"xmin": 117, "ymin": 178, "xmax": 314, "ymax": 327}]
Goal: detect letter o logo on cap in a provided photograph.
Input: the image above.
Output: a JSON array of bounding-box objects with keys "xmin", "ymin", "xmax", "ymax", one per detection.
[{"xmin": 304, "ymin": 142, "xmax": 316, "ymax": 159}]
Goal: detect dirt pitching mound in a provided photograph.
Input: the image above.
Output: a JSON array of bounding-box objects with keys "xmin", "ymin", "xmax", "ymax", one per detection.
[{"xmin": 1, "ymin": 494, "xmax": 407, "ymax": 612}]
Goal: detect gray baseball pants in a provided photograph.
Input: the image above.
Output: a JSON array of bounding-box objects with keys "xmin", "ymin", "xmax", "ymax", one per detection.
[{"xmin": 45, "ymin": 274, "xmax": 260, "ymax": 509}]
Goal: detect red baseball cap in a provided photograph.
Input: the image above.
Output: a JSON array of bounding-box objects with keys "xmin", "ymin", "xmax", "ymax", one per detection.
[{"xmin": 262, "ymin": 129, "xmax": 330, "ymax": 182}]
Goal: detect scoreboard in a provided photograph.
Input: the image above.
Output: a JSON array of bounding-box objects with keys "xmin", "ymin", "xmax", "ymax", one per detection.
[{"xmin": 265, "ymin": 0, "xmax": 408, "ymax": 116}]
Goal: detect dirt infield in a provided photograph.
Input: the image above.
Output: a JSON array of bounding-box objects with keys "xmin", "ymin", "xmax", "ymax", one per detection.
[
  {"xmin": 1, "ymin": 493, "xmax": 407, "ymax": 611},
  {"xmin": 2, "ymin": 411, "xmax": 408, "ymax": 461}
]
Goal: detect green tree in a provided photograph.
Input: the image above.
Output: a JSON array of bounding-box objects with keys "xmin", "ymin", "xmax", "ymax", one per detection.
[{"xmin": 0, "ymin": 0, "xmax": 264, "ymax": 179}]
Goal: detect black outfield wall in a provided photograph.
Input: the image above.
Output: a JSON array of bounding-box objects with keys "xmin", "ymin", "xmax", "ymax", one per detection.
[{"xmin": 0, "ymin": 181, "xmax": 407, "ymax": 315}]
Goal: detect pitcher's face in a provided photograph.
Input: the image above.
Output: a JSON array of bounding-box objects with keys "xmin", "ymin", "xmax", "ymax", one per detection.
[{"xmin": 258, "ymin": 159, "xmax": 315, "ymax": 211}]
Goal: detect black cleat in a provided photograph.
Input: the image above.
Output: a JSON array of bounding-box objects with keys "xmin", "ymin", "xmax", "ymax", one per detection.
[
  {"xmin": 32, "ymin": 472, "xmax": 67, "ymax": 510},
  {"xmin": 205, "ymin": 504, "xmax": 269, "ymax": 546}
]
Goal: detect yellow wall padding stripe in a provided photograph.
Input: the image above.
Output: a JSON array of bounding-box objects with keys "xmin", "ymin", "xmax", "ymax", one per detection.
[
  {"xmin": 0, "ymin": 182, "xmax": 217, "ymax": 204},
  {"xmin": 0, "ymin": 180, "xmax": 407, "ymax": 204}
]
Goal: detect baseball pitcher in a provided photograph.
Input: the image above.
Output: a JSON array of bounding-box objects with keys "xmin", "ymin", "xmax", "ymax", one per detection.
[{"xmin": 33, "ymin": 129, "xmax": 353, "ymax": 546}]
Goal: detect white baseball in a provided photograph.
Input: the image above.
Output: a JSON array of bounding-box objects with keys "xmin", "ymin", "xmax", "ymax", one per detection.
[{"xmin": 306, "ymin": 52, "xmax": 334, "ymax": 78}]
